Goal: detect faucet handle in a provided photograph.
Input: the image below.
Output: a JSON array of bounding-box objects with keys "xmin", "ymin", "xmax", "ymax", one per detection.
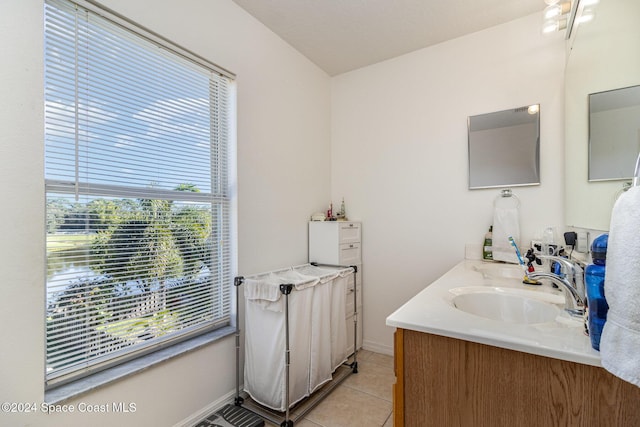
[{"xmin": 537, "ymin": 255, "xmax": 576, "ymax": 275}]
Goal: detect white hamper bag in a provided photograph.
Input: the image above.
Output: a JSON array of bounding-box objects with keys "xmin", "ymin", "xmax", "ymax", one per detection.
[
  {"xmin": 297, "ymin": 266, "xmax": 335, "ymax": 393},
  {"xmin": 329, "ymin": 272, "xmax": 350, "ymax": 370},
  {"xmin": 295, "ymin": 265, "xmax": 351, "ymax": 377},
  {"xmin": 243, "ymin": 271, "xmax": 317, "ymax": 411}
]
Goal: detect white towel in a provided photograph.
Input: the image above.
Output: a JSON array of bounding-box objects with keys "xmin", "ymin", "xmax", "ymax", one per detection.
[
  {"xmin": 492, "ymin": 205, "xmax": 520, "ymax": 264},
  {"xmin": 600, "ymin": 185, "xmax": 640, "ymax": 387}
]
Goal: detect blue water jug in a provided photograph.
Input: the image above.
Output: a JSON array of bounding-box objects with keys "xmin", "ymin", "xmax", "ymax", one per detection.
[{"xmin": 585, "ymin": 233, "xmax": 608, "ymax": 351}]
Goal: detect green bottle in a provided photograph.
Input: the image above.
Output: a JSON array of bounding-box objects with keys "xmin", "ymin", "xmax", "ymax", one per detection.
[{"xmin": 483, "ymin": 226, "xmax": 493, "ymax": 260}]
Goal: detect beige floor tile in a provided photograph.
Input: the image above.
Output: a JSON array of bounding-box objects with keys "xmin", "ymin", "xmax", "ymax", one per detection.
[
  {"xmin": 366, "ymin": 352, "xmax": 393, "ymax": 370},
  {"xmin": 251, "ymin": 351, "xmax": 395, "ymax": 427},
  {"xmin": 303, "ymin": 384, "xmax": 392, "ymax": 427},
  {"xmin": 353, "ymin": 349, "xmax": 374, "ymax": 362},
  {"xmin": 342, "ymin": 358, "xmax": 395, "ymax": 401},
  {"xmin": 383, "ymin": 412, "xmax": 393, "ymax": 427}
]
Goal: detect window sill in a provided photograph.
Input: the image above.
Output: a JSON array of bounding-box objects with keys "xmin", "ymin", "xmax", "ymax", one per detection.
[{"xmin": 45, "ymin": 325, "xmax": 235, "ymax": 404}]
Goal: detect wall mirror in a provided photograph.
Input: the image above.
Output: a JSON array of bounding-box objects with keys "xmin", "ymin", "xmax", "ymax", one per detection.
[
  {"xmin": 468, "ymin": 105, "xmax": 540, "ymax": 189},
  {"xmin": 565, "ymin": 0, "xmax": 640, "ymax": 230},
  {"xmin": 589, "ymin": 84, "xmax": 640, "ymax": 181}
]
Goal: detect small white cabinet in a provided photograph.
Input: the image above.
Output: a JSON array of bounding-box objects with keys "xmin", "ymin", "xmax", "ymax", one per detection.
[{"xmin": 309, "ymin": 221, "xmax": 363, "ymax": 353}]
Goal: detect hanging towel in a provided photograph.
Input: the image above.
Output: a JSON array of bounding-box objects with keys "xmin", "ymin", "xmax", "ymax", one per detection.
[
  {"xmin": 600, "ymin": 186, "xmax": 640, "ymax": 387},
  {"xmin": 492, "ymin": 201, "xmax": 520, "ymax": 264}
]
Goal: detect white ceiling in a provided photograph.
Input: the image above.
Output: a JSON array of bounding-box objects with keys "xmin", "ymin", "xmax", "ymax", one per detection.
[{"xmin": 232, "ymin": 0, "xmax": 543, "ymax": 76}]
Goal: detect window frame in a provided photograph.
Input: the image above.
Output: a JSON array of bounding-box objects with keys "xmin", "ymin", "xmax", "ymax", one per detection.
[{"xmin": 44, "ymin": 0, "xmax": 237, "ymax": 391}]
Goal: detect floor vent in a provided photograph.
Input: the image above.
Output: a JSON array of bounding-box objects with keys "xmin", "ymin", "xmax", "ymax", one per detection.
[{"xmin": 194, "ymin": 404, "xmax": 264, "ymax": 427}]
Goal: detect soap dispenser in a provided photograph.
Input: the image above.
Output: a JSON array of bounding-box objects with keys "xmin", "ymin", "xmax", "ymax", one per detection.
[
  {"xmin": 585, "ymin": 233, "xmax": 609, "ymax": 351},
  {"xmin": 483, "ymin": 226, "xmax": 493, "ymax": 261}
]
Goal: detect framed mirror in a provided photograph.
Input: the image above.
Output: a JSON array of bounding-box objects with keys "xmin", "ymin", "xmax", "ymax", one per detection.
[
  {"xmin": 589, "ymin": 84, "xmax": 640, "ymax": 181},
  {"xmin": 468, "ymin": 105, "xmax": 540, "ymax": 189}
]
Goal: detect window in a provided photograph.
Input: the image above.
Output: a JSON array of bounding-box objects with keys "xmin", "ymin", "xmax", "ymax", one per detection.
[{"xmin": 44, "ymin": 0, "xmax": 235, "ymax": 387}]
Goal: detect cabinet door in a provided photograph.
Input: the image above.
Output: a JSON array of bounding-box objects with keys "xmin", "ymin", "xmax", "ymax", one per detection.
[{"xmin": 309, "ymin": 221, "xmax": 361, "ymax": 265}]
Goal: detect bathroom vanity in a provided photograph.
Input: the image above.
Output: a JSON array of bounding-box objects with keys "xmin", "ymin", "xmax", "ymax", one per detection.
[{"xmin": 387, "ymin": 260, "xmax": 640, "ymax": 427}]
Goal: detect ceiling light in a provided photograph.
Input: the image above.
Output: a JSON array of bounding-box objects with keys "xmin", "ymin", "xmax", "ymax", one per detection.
[
  {"xmin": 543, "ymin": 4, "xmax": 561, "ymax": 19},
  {"xmin": 542, "ymin": 17, "xmax": 568, "ymax": 34},
  {"xmin": 544, "ymin": 1, "xmax": 571, "ymax": 19},
  {"xmin": 542, "ymin": 0, "xmax": 576, "ymax": 34},
  {"xmin": 528, "ymin": 105, "xmax": 540, "ymax": 115}
]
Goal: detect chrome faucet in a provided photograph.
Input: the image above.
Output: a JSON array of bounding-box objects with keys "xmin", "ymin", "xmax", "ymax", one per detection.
[
  {"xmin": 526, "ymin": 271, "xmax": 585, "ymax": 318},
  {"xmin": 537, "ymin": 255, "xmax": 585, "ymax": 303},
  {"xmin": 519, "ymin": 248, "xmax": 586, "ymax": 318}
]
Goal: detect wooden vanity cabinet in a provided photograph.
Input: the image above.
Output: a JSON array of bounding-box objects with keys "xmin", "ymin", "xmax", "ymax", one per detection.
[{"xmin": 393, "ymin": 328, "xmax": 640, "ymax": 427}]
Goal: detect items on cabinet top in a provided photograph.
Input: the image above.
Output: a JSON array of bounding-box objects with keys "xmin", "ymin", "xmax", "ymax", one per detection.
[{"xmin": 311, "ymin": 198, "xmax": 348, "ymax": 221}]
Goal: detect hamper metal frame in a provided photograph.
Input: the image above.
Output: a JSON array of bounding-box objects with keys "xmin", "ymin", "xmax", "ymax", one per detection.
[{"xmin": 233, "ymin": 263, "xmax": 359, "ymax": 427}]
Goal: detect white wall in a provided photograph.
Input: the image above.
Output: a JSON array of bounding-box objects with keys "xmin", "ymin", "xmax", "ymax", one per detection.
[
  {"xmin": 0, "ymin": 0, "xmax": 330, "ymax": 425},
  {"xmin": 331, "ymin": 13, "xmax": 566, "ymax": 354}
]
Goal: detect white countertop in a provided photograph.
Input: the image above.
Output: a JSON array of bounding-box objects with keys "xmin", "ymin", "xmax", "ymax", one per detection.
[{"xmin": 386, "ymin": 259, "xmax": 602, "ymax": 366}]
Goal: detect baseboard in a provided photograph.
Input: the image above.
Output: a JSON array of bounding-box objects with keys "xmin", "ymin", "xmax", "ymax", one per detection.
[
  {"xmin": 362, "ymin": 339, "xmax": 393, "ymax": 356},
  {"xmin": 174, "ymin": 387, "xmax": 237, "ymax": 427}
]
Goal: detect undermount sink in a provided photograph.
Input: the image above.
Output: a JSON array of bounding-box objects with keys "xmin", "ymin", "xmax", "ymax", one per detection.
[{"xmin": 449, "ymin": 286, "xmax": 563, "ymax": 324}]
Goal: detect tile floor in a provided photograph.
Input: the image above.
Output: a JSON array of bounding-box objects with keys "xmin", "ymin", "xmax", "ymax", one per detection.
[{"xmin": 264, "ymin": 350, "xmax": 395, "ymax": 427}]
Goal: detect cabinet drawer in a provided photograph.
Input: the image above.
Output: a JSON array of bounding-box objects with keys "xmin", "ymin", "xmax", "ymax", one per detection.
[
  {"xmin": 339, "ymin": 242, "xmax": 361, "ymax": 265},
  {"xmin": 338, "ymin": 222, "xmax": 361, "ymax": 244}
]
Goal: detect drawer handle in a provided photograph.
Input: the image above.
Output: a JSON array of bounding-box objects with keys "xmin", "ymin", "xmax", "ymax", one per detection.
[{"xmin": 349, "ymin": 244, "xmax": 354, "ymax": 248}]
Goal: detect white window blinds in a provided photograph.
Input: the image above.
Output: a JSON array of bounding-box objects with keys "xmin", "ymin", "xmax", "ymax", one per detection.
[{"xmin": 44, "ymin": 0, "xmax": 235, "ymax": 386}]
